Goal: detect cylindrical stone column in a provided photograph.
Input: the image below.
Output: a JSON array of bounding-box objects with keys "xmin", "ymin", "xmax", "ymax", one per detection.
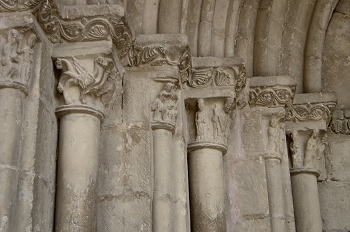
[
  {"xmin": 151, "ymin": 122, "xmax": 174, "ymax": 232},
  {"xmin": 188, "ymin": 142, "xmax": 226, "ymax": 232},
  {"xmin": 55, "ymin": 106, "xmax": 103, "ymax": 231},
  {"xmin": 264, "ymin": 155, "xmax": 286, "ymax": 232},
  {"xmin": 0, "ymin": 83, "xmax": 27, "ymax": 231},
  {"xmin": 290, "ymin": 168, "xmax": 322, "ymax": 232}
]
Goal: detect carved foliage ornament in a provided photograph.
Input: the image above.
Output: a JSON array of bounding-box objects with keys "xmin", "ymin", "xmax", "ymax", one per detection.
[
  {"xmin": 0, "ymin": 0, "xmax": 41, "ymax": 12},
  {"xmin": 55, "ymin": 56, "xmax": 118, "ymax": 110},
  {"xmin": 285, "ymin": 102, "xmax": 336, "ymax": 122},
  {"xmin": 0, "ymin": 28, "xmax": 37, "ymax": 86},
  {"xmin": 249, "ymin": 85, "xmax": 296, "ymax": 107}
]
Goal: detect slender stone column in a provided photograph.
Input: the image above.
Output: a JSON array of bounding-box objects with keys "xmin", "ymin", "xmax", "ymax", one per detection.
[
  {"xmin": 53, "ymin": 56, "xmax": 117, "ymax": 231},
  {"xmin": 150, "ymin": 82, "xmax": 178, "ymax": 232},
  {"xmin": 55, "ymin": 106, "xmax": 103, "ymax": 231},
  {"xmin": 0, "ymin": 28, "xmax": 36, "ymax": 230},
  {"xmin": 285, "ymin": 93, "xmax": 337, "ymax": 232},
  {"xmin": 188, "ymin": 142, "xmax": 226, "ymax": 232},
  {"xmin": 264, "ymin": 116, "xmax": 287, "ymax": 232},
  {"xmin": 187, "ymin": 97, "xmax": 236, "ymax": 232},
  {"xmin": 0, "ymin": 84, "xmax": 26, "ymax": 231},
  {"xmin": 290, "ymin": 168, "xmax": 322, "ymax": 232},
  {"xmin": 151, "ymin": 123, "xmax": 174, "ymax": 231}
]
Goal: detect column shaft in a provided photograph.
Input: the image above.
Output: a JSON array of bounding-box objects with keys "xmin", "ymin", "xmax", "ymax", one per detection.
[
  {"xmin": 152, "ymin": 128, "xmax": 174, "ymax": 231},
  {"xmin": 55, "ymin": 113, "xmax": 100, "ymax": 231},
  {"xmin": 291, "ymin": 172, "xmax": 322, "ymax": 232},
  {"xmin": 265, "ymin": 157, "xmax": 286, "ymax": 231},
  {"xmin": 189, "ymin": 147, "xmax": 225, "ymax": 232},
  {"xmin": 0, "ymin": 88, "xmax": 25, "ymax": 231}
]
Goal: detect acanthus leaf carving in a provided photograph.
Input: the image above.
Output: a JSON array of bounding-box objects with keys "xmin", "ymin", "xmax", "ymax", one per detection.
[{"xmin": 55, "ymin": 56, "xmax": 118, "ymax": 111}]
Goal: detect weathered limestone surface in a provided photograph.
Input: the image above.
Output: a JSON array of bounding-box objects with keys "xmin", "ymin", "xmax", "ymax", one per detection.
[{"xmin": 1, "ymin": 0, "xmax": 350, "ymax": 231}]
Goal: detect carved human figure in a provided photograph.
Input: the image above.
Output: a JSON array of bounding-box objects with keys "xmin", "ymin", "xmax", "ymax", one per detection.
[
  {"xmin": 212, "ymin": 104, "xmax": 221, "ymax": 140},
  {"xmin": 195, "ymin": 98, "xmax": 207, "ymax": 141},
  {"xmin": 1, "ymin": 29, "xmax": 22, "ymax": 79},
  {"xmin": 18, "ymin": 33, "xmax": 36, "ymax": 83},
  {"xmin": 290, "ymin": 131, "xmax": 302, "ymax": 168},
  {"xmin": 151, "ymin": 83, "xmax": 178, "ymax": 125},
  {"xmin": 304, "ymin": 129, "xmax": 319, "ymax": 169},
  {"xmin": 266, "ymin": 117, "xmax": 280, "ymax": 153}
]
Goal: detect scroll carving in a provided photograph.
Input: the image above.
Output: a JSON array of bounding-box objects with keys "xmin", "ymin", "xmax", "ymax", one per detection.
[
  {"xmin": 0, "ymin": 0, "xmax": 41, "ymax": 12},
  {"xmin": 151, "ymin": 83, "xmax": 178, "ymax": 127},
  {"xmin": 0, "ymin": 29, "xmax": 37, "ymax": 86},
  {"xmin": 285, "ymin": 102, "xmax": 336, "ymax": 122},
  {"xmin": 249, "ymin": 85, "xmax": 295, "ymax": 107},
  {"xmin": 55, "ymin": 56, "xmax": 118, "ymax": 110}
]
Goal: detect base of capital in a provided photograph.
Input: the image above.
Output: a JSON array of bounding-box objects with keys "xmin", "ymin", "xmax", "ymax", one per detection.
[
  {"xmin": 56, "ymin": 105, "xmax": 105, "ymax": 122},
  {"xmin": 188, "ymin": 141, "xmax": 228, "ymax": 155},
  {"xmin": 151, "ymin": 121, "xmax": 175, "ymax": 133},
  {"xmin": 290, "ymin": 168, "xmax": 320, "ymax": 177},
  {"xmin": 0, "ymin": 81, "xmax": 28, "ymax": 95}
]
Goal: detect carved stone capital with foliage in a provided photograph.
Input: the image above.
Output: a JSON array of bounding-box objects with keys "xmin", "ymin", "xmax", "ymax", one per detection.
[{"xmin": 54, "ymin": 55, "xmax": 119, "ymax": 119}]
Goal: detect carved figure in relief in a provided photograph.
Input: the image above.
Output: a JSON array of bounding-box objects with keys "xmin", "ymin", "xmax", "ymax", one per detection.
[
  {"xmin": 195, "ymin": 98, "xmax": 207, "ymax": 141},
  {"xmin": 18, "ymin": 33, "xmax": 36, "ymax": 83},
  {"xmin": 212, "ymin": 104, "xmax": 221, "ymax": 140},
  {"xmin": 290, "ymin": 131, "xmax": 302, "ymax": 168},
  {"xmin": 1, "ymin": 29, "xmax": 22, "ymax": 79},
  {"xmin": 304, "ymin": 129, "xmax": 321, "ymax": 169},
  {"xmin": 266, "ymin": 117, "xmax": 280, "ymax": 153},
  {"xmin": 151, "ymin": 83, "xmax": 178, "ymax": 125}
]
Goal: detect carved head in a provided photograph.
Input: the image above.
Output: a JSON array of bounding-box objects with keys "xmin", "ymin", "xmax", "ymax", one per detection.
[
  {"xmin": 55, "ymin": 58, "xmax": 63, "ymax": 69},
  {"xmin": 197, "ymin": 98, "xmax": 205, "ymax": 111},
  {"xmin": 224, "ymin": 97, "xmax": 235, "ymax": 114},
  {"xmin": 8, "ymin": 29, "xmax": 20, "ymax": 44},
  {"xmin": 27, "ymin": 34, "xmax": 37, "ymax": 48},
  {"xmin": 164, "ymin": 83, "xmax": 174, "ymax": 92},
  {"xmin": 312, "ymin": 129, "xmax": 319, "ymax": 138},
  {"xmin": 270, "ymin": 117, "xmax": 278, "ymax": 128}
]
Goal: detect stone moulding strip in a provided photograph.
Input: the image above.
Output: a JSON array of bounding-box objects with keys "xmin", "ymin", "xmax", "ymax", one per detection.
[
  {"xmin": 0, "ymin": 81, "xmax": 28, "ymax": 95},
  {"xmin": 55, "ymin": 105, "xmax": 105, "ymax": 122},
  {"xmin": 290, "ymin": 168, "xmax": 320, "ymax": 178},
  {"xmin": 151, "ymin": 121, "xmax": 175, "ymax": 134},
  {"xmin": 187, "ymin": 141, "xmax": 228, "ymax": 155},
  {"xmin": 0, "ymin": 0, "xmax": 41, "ymax": 12}
]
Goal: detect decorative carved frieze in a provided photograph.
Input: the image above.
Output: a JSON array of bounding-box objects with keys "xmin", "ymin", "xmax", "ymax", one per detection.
[
  {"xmin": 285, "ymin": 102, "xmax": 336, "ymax": 122},
  {"xmin": 0, "ymin": 28, "xmax": 37, "ymax": 93},
  {"xmin": 0, "ymin": 0, "xmax": 41, "ymax": 12},
  {"xmin": 55, "ymin": 55, "xmax": 118, "ymax": 114},
  {"xmin": 249, "ymin": 86, "xmax": 295, "ymax": 108}
]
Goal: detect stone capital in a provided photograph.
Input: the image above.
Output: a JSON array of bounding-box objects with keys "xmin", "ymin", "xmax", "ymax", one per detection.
[
  {"xmin": 54, "ymin": 55, "xmax": 119, "ymax": 121},
  {"xmin": 0, "ymin": 27, "xmax": 38, "ymax": 94},
  {"xmin": 249, "ymin": 75, "xmax": 296, "ymax": 108}
]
